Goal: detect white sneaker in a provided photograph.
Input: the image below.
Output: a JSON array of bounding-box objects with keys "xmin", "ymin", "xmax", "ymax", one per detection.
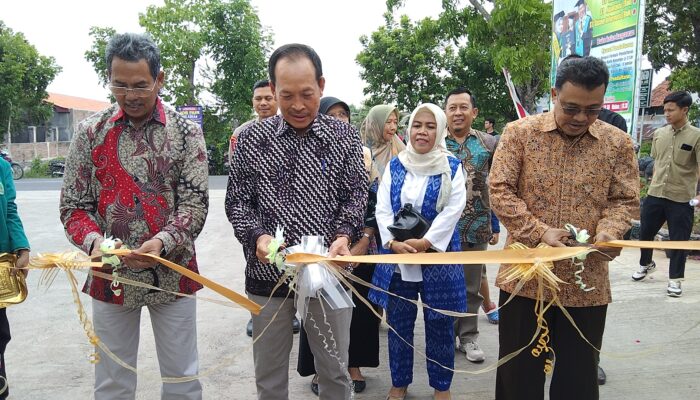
[
  {"xmin": 458, "ymin": 341, "xmax": 485, "ymax": 363},
  {"xmin": 632, "ymin": 261, "xmax": 656, "ymax": 281},
  {"xmin": 667, "ymin": 280, "xmax": 682, "ymax": 297}
]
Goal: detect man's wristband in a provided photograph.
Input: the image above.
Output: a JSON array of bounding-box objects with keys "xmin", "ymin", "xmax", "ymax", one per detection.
[{"xmin": 388, "ymin": 239, "xmax": 396, "ymax": 250}]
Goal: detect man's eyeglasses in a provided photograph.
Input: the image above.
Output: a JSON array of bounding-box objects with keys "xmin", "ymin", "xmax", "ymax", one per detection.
[
  {"xmin": 109, "ymin": 81, "xmax": 158, "ymax": 98},
  {"xmin": 560, "ymin": 106, "xmax": 602, "ymax": 117}
]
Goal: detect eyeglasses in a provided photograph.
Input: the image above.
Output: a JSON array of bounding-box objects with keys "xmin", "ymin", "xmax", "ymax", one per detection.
[
  {"xmin": 328, "ymin": 111, "xmax": 349, "ymax": 120},
  {"xmin": 109, "ymin": 81, "xmax": 158, "ymax": 98},
  {"xmin": 560, "ymin": 106, "xmax": 602, "ymax": 117}
]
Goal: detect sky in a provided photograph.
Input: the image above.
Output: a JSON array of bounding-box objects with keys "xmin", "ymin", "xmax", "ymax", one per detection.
[
  {"xmin": 2, "ymin": 0, "xmax": 443, "ymax": 107},
  {"xmin": 3, "ymin": 0, "xmax": 668, "ymax": 108}
]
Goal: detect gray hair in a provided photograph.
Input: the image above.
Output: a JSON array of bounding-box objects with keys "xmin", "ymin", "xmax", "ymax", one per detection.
[{"xmin": 106, "ymin": 33, "xmax": 161, "ymax": 80}]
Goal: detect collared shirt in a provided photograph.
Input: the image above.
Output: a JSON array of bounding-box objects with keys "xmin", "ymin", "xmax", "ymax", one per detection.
[
  {"xmin": 445, "ymin": 128, "xmax": 497, "ymax": 244},
  {"xmin": 648, "ymin": 122, "xmax": 700, "ymax": 203},
  {"xmin": 226, "ymin": 114, "xmax": 367, "ymax": 297},
  {"xmin": 60, "ymin": 98, "xmax": 209, "ymax": 307},
  {"xmin": 490, "ymin": 112, "xmax": 639, "ymax": 307},
  {"xmin": 229, "ymin": 118, "xmax": 256, "ymax": 157}
]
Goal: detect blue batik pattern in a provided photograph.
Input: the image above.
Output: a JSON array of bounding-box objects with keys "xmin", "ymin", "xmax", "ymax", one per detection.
[
  {"xmin": 386, "ymin": 277, "xmax": 456, "ymax": 391},
  {"xmin": 369, "ymin": 156, "xmax": 467, "ymax": 319}
]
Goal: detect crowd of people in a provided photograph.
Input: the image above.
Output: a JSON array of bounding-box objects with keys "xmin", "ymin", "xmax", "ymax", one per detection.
[{"xmin": 1, "ymin": 31, "xmax": 699, "ymax": 400}]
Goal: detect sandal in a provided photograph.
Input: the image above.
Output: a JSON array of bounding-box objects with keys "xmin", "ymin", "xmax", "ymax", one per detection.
[{"xmin": 386, "ymin": 386, "xmax": 408, "ymax": 400}]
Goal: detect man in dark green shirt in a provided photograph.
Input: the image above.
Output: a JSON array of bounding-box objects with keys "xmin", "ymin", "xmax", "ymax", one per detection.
[
  {"xmin": 633, "ymin": 91, "xmax": 700, "ymax": 297},
  {"xmin": 0, "ymin": 157, "xmax": 30, "ymax": 399}
]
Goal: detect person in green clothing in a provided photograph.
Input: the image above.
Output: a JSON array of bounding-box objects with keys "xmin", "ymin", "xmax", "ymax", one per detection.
[{"xmin": 0, "ymin": 157, "xmax": 30, "ymax": 400}]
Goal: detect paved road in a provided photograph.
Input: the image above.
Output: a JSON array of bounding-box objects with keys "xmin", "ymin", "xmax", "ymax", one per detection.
[
  {"xmin": 13, "ymin": 175, "xmax": 230, "ymax": 192},
  {"xmin": 5, "ymin": 186, "xmax": 700, "ymax": 399}
]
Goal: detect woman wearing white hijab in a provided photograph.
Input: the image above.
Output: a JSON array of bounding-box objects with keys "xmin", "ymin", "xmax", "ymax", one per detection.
[{"xmin": 368, "ymin": 103, "xmax": 467, "ymax": 400}]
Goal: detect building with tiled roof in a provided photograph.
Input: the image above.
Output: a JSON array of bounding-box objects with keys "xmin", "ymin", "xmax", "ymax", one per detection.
[{"xmin": 8, "ymin": 93, "xmax": 112, "ymax": 161}]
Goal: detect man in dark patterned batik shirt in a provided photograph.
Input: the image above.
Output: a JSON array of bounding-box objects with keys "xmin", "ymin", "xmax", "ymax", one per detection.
[
  {"xmin": 60, "ymin": 33, "xmax": 208, "ymax": 399},
  {"xmin": 226, "ymin": 44, "xmax": 367, "ymax": 400}
]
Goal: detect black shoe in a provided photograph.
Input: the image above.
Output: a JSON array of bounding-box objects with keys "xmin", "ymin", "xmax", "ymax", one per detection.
[
  {"xmin": 292, "ymin": 316, "xmax": 301, "ymax": 334},
  {"xmin": 597, "ymin": 365, "xmax": 606, "ymax": 385},
  {"xmin": 310, "ymin": 375, "xmax": 319, "ymax": 396},
  {"xmin": 246, "ymin": 318, "xmax": 253, "ymax": 337},
  {"xmin": 353, "ymin": 380, "xmax": 366, "ymax": 393}
]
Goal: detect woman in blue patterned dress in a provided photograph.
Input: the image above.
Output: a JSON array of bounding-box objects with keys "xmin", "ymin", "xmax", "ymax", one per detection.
[{"xmin": 369, "ymin": 103, "xmax": 467, "ymax": 400}]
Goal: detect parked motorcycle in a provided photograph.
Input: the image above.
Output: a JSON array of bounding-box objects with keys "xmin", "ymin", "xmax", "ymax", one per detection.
[
  {"xmin": 0, "ymin": 150, "xmax": 24, "ymax": 180},
  {"xmin": 48, "ymin": 158, "xmax": 65, "ymax": 178}
]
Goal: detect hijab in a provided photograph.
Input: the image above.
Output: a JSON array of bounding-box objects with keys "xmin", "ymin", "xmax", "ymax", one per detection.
[
  {"xmin": 320, "ymin": 96, "xmax": 379, "ymax": 184},
  {"xmin": 361, "ymin": 104, "xmax": 405, "ymax": 177},
  {"xmin": 398, "ymin": 103, "xmax": 454, "ymax": 212},
  {"xmin": 319, "ymin": 96, "xmax": 350, "ymax": 116}
]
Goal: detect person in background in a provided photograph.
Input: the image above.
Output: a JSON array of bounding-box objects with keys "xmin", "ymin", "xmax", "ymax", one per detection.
[
  {"xmin": 228, "ymin": 79, "xmax": 279, "ymax": 162},
  {"xmin": 297, "ymin": 97, "xmax": 381, "ymax": 395},
  {"xmin": 633, "ymin": 91, "xmax": 700, "ymax": 298},
  {"xmin": 0, "ymin": 158, "xmax": 31, "ymax": 400},
  {"xmin": 362, "ymin": 105, "xmax": 404, "ymax": 176},
  {"xmin": 484, "ymin": 117, "xmax": 500, "ymax": 140},
  {"xmin": 444, "ymin": 87, "xmax": 498, "ymax": 364}
]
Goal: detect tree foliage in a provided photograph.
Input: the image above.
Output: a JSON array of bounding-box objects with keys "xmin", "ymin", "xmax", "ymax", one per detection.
[
  {"xmin": 0, "ymin": 21, "xmax": 62, "ymax": 140},
  {"xmin": 84, "ymin": 26, "xmax": 116, "ymax": 88},
  {"xmin": 357, "ymin": 15, "xmax": 454, "ymax": 111},
  {"xmin": 84, "ymin": 0, "xmax": 271, "ymax": 162},
  {"xmin": 360, "ymin": 0, "xmax": 550, "ymax": 116},
  {"xmin": 644, "ymin": 1, "xmax": 700, "ymax": 94}
]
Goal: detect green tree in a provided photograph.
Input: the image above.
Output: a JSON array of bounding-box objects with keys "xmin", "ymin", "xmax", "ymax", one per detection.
[
  {"xmin": 357, "ymin": 14, "xmax": 455, "ymax": 112},
  {"xmin": 84, "ymin": 0, "xmax": 271, "ymax": 173},
  {"xmin": 205, "ymin": 0, "xmax": 272, "ymax": 124},
  {"xmin": 84, "ymin": 26, "xmax": 117, "ymax": 88},
  {"xmin": 139, "ymin": 0, "xmax": 208, "ymax": 105},
  {"xmin": 0, "ymin": 21, "xmax": 62, "ymax": 141},
  {"xmin": 368, "ymin": 0, "xmax": 551, "ymax": 114},
  {"xmin": 644, "ymin": 1, "xmax": 700, "ymax": 93}
]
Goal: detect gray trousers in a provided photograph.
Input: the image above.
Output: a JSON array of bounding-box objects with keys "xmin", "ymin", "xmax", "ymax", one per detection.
[
  {"xmin": 92, "ymin": 297, "xmax": 202, "ymax": 400},
  {"xmin": 248, "ymin": 293, "xmax": 352, "ymax": 400},
  {"xmin": 455, "ymin": 242, "xmax": 487, "ymax": 345}
]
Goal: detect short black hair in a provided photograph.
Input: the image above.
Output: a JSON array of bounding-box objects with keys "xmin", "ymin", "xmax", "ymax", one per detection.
[
  {"xmin": 444, "ymin": 87, "xmax": 477, "ymax": 109},
  {"xmin": 485, "ymin": 118, "xmax": 495, "ymax": 125},
  {"xmin": 555, "ymin": 56, "xmax": 609, "ymax": 91},
  {"xmin": 106, "ymin": 33, "xmax": 161, "ymax": 80},
  {"xmin": 663, "ymin": 91, "xmax": 693, "ymax": 109},
  {"xmin": 253, "ymin": 79, "xmax": 270, "ymax": 91},
  {"xmin": 268, "ymin": 43, "xmax": 323, "ymax": 85}
]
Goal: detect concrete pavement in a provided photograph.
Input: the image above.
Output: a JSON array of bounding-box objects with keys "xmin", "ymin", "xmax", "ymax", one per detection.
[{"xmin": 4, "ymin": 179, "xmax": 700, "ymax": 399}]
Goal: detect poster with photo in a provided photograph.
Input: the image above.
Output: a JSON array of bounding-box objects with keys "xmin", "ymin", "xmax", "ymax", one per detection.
[{"xmin": 550, "ymin": 0, "xmax": 644, "ymax": 132}]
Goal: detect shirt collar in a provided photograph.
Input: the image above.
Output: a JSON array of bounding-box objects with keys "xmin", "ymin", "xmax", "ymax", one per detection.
[
  {"xmin": 673, "ymin": 122, "xmax": 690, "ymax": 134},
  {"xmin": 274, "ymin": 113, "xmax": 326, "ymax": 139},
  {"xmin": 446, "ymin": 128, "xmax": 476, "ymax": 142},
  {"xmin": 543, "ymin": 111, "xmax": 600, "ymax": 140},
  {"xmin": 109, "ymin": 97, "xmax": 167, "ymax": 127}
]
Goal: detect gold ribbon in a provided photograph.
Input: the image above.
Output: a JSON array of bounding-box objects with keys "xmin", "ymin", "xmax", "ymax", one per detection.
[{"xmin": 2, "ymin": 239, "xmax": 695, "ymax": 383}]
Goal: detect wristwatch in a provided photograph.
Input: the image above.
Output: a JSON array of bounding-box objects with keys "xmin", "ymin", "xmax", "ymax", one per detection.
[{"xmin": 362, "ymin": 232, "xmax": 372, "ymax": 240}]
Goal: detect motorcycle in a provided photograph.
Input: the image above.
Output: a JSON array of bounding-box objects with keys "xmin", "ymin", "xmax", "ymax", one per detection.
[
  {"xmin": 48, "ymin": 158, "xmax": 65, "ymax": 178},
  {"xmin": 0, "ymin": 150, "xmax": 24, "ymax": 180}
]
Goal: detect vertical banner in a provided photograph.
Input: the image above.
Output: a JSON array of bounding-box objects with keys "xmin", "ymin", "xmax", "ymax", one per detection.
[
  {"xmin": 176, "ymin": 105, "xmax": 204, "ymax": 128},
  {"xmin": 550, "ymin": 0, "xmax": 645, "ymax": 133}
]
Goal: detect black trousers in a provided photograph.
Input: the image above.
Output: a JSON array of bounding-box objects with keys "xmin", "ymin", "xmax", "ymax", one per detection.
[
  {"xmin": 639, "ymin": 195, "xmax": 694, "ymax": 279},
  {"xmin": 297, "ymin": 264, "xmax": 380, "ymax": 376},
  {"xmin": 496, "ymin": 292, "xmax": 607, "ymax": 400},
  {"xmin": 0, "ymin": 308, "xmax": 10, "ymax": 399}
]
